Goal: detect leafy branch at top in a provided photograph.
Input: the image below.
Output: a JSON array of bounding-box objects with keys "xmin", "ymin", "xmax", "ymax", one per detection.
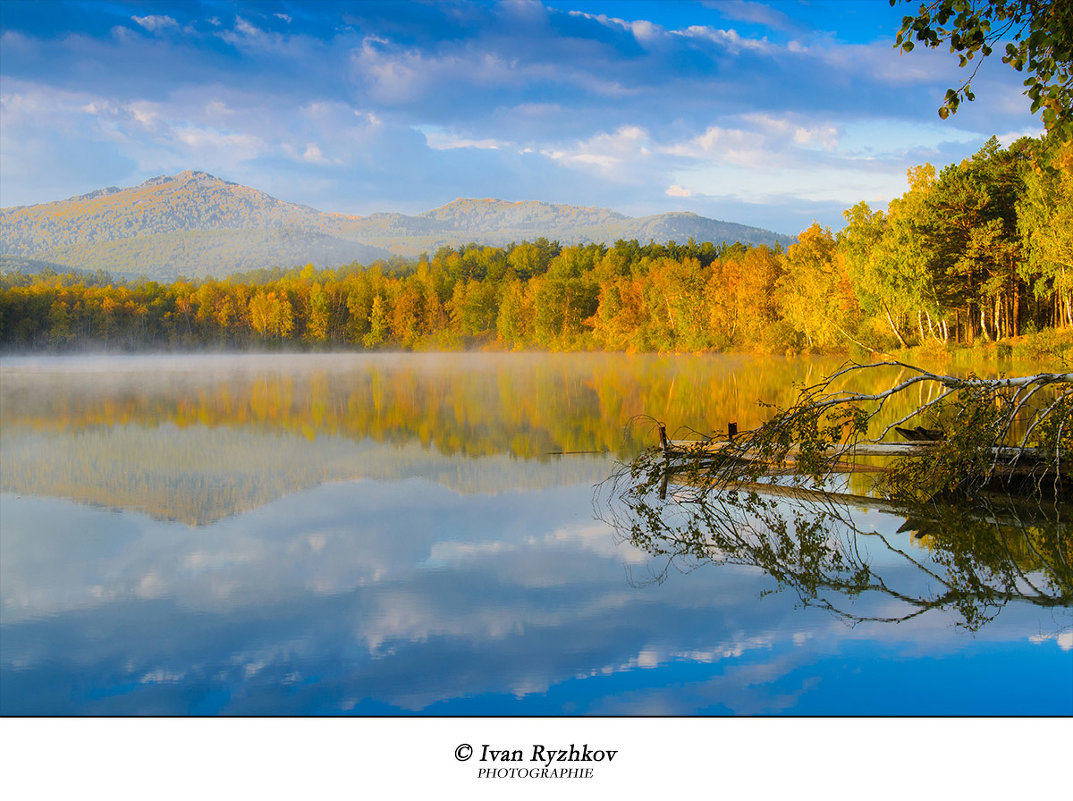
[{"xmin": 892, "ymin": 0, "xmax": 1073, "ymax": 136}]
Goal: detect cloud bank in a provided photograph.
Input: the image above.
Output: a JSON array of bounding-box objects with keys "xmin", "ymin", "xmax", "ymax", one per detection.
[{"xmin": 0, "ymin": 0, "xmax": 1044, "ymax": 234}]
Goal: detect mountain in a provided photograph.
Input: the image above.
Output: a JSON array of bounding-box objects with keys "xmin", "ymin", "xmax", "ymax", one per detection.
[
  {"xmin": 0, "ymin": 171, "xmax": 392, "ymax": 280},
  {"xmin": 1, "ymin": 171, "xmax": 793, "ymax": 281},
  {"xmin": 343, "ymin": 198, "xmax": 791, "ymax": 255}
]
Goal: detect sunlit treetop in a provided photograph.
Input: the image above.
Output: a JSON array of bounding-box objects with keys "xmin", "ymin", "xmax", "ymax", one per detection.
[{"xmin": 892, "ymin": 0, "xmax": 1073, "ymax": 137}]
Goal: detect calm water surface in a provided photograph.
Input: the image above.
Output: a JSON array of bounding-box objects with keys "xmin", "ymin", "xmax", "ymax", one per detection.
[{"xmin": 1, "ymin": 352, "xmax": 1070, "ymax": 715}]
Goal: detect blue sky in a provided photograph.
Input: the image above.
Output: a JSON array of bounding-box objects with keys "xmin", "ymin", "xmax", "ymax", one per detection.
[{"xmin": 0, "ymin": 0, "xmax": 1045, "ymax": 234}]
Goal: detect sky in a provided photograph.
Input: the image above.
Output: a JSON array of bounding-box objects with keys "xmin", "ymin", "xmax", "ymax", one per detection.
[{"xmin": 0, "ymin": 0, "xmax": 1046, "ymax": 235}]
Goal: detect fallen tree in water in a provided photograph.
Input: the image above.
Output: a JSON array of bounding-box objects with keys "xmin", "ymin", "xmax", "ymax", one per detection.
[
  {"xmin": 652, "ymin": 361, "xmax": 1072, "ymax": 501},
  {"xmin": 598, "ymin": 362, "xmax": 1073, "ymax": 628}
]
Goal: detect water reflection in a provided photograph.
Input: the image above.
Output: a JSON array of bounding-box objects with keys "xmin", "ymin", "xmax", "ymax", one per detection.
[
  {"xmin": 1, "ymin": 354, "xmax": 1070, "ymax": 715},
  {"xmin": 1, "ymin": 352, "xmax": 845, "ymax": 450},
  {"xmin": 2, "ymin": 353, "xmax": 851, "ymax": 523},
  {"xmin": 5, "ymin": 482, "xmax": 1068, "ymax": 715},
  {"xmin": 600, "ymin": 460, "xmax": 1073, "ymax": 630}
]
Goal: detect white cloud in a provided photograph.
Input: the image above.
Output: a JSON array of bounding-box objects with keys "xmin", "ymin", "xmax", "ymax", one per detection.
[
  {"xmin": 424, "ymin": 520, "xmax": 646, "ymax": 568},
  {"xmin": 611, "ymin": 112, "xmax": 932, "ymax": 207},
  {"xmin": 1029, "ymin": 631, "xmax": 1073, "ymax": 651},
  {"xmin": 131, "ymin": 15, "xmax": 178, "ymax": 32},
  {"xmin": 234, "ymin": 17, "xmax": 260, "ymax": 38},
  {"xmin": 174, "ymin": 126, "xmax": 264, "ymax": 157},
  {"xmin": 217, "ymin": 16, "xmax": 305, "ymax": 55},
  {"xmin": 743, "ymin": 114, "xmax": 839, "ymax": 150},
  {"xmin": 663, "ymin": 124, "xmax": 759, "ymax": 166},
  {"xmin": 352, "ymin": 37, "xmax": 429, "ymax": 102},
  {"xmin": 542, "ymin": 125, "xmax": 650, "ymax": 176},
  {"xmin": 586, "ymin": 634, "xmax": 776, "ymax": 681},
  {"xmin": 419, "ymin": 126, "xmax": 510, "ymax": 151},
  {"xmin": 702, "ymin": 0, "xmax": 801, "ymax": 34},
  {"xmin": 273, "ymin": 101, "xmax": 385, "ymax": 166},
  {"xmin": 568, "ymin": 10, "xmax": 669, "ymax": 47},
  {"xmin": 571, "ymin": 6, "xmax": 792, "ymax": 60},
  {"xmin": 529, "ymin": 109, "xmax": 943, "ymax": 211},
  {"xmin": 77, "ymin": 95, "xmax": 161, "ymax": 132},
  {"xmin": 4, "ymin": 82, "xmax": 395, "ymax": 181},
  {"xmin": 545, "ymin": 521, "xmax": 648, "ymax": 563},
  {"xmin": 674, "ymin": 24, "xmax": 770, "ymax": 54},
  {"xmin": 128, "ymin": 101, "xmax": 162, "ymax": 129},
  {"xmin": 204, "ymin": 100, "xmax": 233, "ymax": 117},
  {"xmin": 629, "ymin": 19, "xmax": 665, "ymax": 44},
  {"xmin": 351, "ymin": 34, "xmax": 592, "ymax": 106},
  {"xmin": 792, "ymin": 124, "xmax": 839, "ymax": 149},
  {"xmin": 662, "ymin": 118, "xmax": 833, "ymax": 170},
  {"xmin": 301, "ymin": 143, "xmax": 329, "ymax": 164}
]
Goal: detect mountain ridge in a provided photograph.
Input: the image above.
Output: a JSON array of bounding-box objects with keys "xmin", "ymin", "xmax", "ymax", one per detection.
[{"xmin": 1, "ymin": 171, "xmax": 793, "ymax": 281}]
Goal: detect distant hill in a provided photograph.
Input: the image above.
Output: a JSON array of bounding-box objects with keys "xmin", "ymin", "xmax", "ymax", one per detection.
[
  {"xmin": 0, "ymin": 255, "xmax": 80, "ymax": 276},
  {"xmin": 1, "ymin": 171, "xmax": 792, "ymax": 281},
  {"xmin": 342, "ymin": 198, "xmax": 791, "ymax": 255},
  {"xmin": 0, "ymin": 171, "xmax": 392, "ymax": 280}
]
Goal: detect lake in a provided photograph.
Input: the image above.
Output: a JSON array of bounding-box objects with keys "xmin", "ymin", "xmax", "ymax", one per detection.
[{"xmin": 1, "ymin": 352, "xmax": 1070, "ymax": 715}]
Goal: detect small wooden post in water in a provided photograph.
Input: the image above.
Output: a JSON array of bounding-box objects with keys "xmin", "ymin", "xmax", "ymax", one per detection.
[
  {"xmin": 728, "ymin": 422, "xmax": 738, "ymax": 439},
  {"xmin": 658, "ymin": 424, "xmax": 670, "ymax": 498}
]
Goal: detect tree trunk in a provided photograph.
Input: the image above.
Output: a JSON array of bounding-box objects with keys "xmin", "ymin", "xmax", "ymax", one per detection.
[
  {"xmin": 835, "ymin": 323, "xmax": 879, "ymax": 354},
  {"xmin": 1012, "ymin": 266, "xmax": 1020, "ymax": 337},
  {"xmin": 883, "ymin": 303, "xmax": 908, "ymax": 348}
]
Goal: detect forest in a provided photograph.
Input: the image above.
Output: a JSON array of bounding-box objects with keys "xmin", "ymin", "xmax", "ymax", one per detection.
[{"xmin": 1, "ymin": 133, "xmax": 1070, "ymax": 356}]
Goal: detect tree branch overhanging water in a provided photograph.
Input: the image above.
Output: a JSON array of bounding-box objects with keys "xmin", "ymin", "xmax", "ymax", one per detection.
[{"xmin": 597, "ymin": 363, "xmax": 1073, "ymax": 631}]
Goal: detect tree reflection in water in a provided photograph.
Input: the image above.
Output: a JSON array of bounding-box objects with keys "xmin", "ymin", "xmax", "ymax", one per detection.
[{"xmin": 598, "ymin": 454, "xmax": 1073, "ymax": 632}]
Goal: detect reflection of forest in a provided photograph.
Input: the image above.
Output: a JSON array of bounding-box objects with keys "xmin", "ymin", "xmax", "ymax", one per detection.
[
  {"xmin": 602, "ymin": 474, "xmax": 1073, "ymax": 631},
  {"xmin": 3, "ymin": 353, "xmax": 849, "ymax": 451},
  {"xmin": 0, "ymin": 353, "xmax": 1043, "ymax": 524},
  {"xmin": 0, "ymin": 353, "xmax": 805, "ymax": 523}
]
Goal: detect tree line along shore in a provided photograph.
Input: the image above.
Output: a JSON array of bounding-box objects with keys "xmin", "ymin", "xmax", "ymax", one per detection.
[{"xmin": 2, "ymin": 134, "xmax": 1070, "ymax": 356}]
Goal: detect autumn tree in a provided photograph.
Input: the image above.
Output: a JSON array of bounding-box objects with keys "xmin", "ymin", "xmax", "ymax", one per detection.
[
  {"xmin": 839, "ymin": 202, "xmax": 911, "ymax": 348},
  {"xmin": 1018, "ymin": 133, "xmax": 1073, "ymax": 327},
  {"xmin": 732, "ymin": 245, "xmax": 785, "ymax": 348},
  {"xmin": 778, "ymin": 224, "xmax": 858, "ymax": 351}
]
